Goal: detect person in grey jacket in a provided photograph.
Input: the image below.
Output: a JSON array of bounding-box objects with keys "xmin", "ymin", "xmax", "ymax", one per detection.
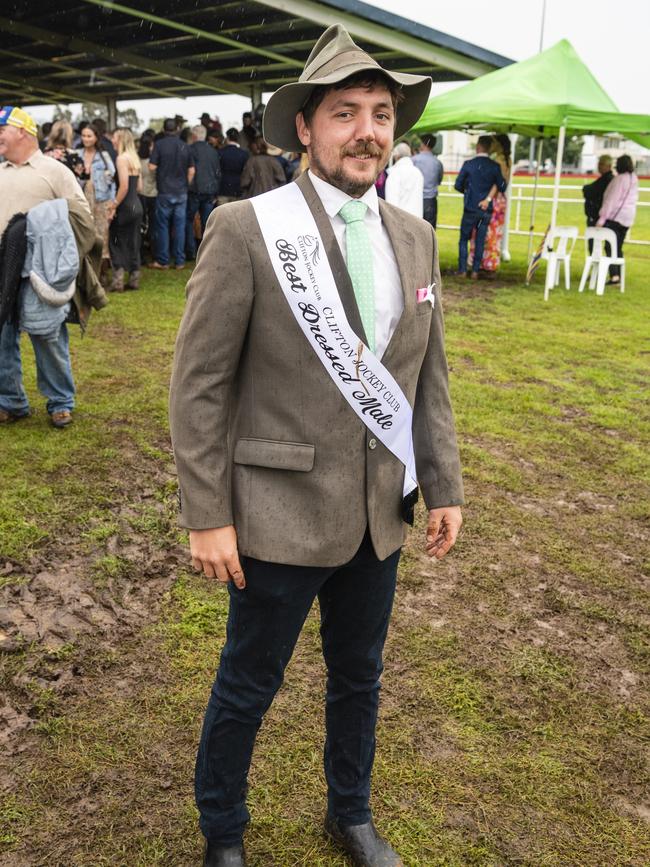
[{"xmin": 170, "ymin": 25, "xmax": 463, "ymax": 867}]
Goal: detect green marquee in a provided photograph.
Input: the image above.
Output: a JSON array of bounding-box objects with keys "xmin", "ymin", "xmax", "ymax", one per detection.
[{"xmin": 412, "ymin": 39, "xmax": 650, "ymax": 148}]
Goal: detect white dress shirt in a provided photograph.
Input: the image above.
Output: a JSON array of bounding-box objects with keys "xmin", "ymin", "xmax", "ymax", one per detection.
[
  {"xmin": 385, "ymin": 157, "xmax": 424, "ymax": 218},
  {"xmin": 308, "ymin": 170, "xmax": 403, "ymax": 359}
]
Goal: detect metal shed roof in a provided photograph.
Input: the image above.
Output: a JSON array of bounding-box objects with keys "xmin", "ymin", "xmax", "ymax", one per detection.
[{"xmin": 0, "ymin": 0, "xmax": 513, "ymax": 108}]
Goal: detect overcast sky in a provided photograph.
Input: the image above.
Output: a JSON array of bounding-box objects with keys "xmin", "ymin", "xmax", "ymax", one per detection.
[{"xmin": 27, "ymin": 0, "xmax": 648, "ymax": 131}]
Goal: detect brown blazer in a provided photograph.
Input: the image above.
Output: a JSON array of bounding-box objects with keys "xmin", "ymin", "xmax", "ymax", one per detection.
[{"xmin": 169, "ymin": 172, "xmax": 463, "ymax": 567}]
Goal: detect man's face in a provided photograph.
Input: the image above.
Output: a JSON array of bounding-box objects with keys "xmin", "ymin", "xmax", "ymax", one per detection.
[
  {"xmin": 0, "ymin": 124, "xmax": 23, "ymax": 161},
  {"xmin": 598, "ymin": 159, "xmax": 611, "ymax": 175},
  {"xmin": 296, "ymin": 83, "xmax": 395, "ymax": 198}
]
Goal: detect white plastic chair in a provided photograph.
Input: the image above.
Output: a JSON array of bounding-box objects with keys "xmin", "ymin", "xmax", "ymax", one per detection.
[
  {"xmin": 543, "ymin": 226, "xmax": 579, "ymax": 301},
  {"xmin": 578, "ymin": 227, "xmax": 625, "ymax": 296}
]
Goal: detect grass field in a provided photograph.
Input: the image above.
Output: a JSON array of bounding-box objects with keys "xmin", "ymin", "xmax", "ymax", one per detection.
[{"xmin": 0, "ymin": 210, "xmax": 649, "ymax": 865}]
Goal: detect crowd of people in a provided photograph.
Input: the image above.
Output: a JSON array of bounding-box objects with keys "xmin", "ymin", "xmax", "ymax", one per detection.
[
  {"xmin": 32, "ymin": 111, "xmax": 308, "ymax": 291},
  {"xmin": 21, "ymin": 109, "xmax": 643, "ymax": 290},
  {"xmin": 0, "ymin": 97, "xmax": 640, "ymax": 432}
]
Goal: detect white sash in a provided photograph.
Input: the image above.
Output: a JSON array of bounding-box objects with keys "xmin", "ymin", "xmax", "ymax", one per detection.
[{"xmin": 251, "ymin": 182, "xmax": 417, "ymax": 497}]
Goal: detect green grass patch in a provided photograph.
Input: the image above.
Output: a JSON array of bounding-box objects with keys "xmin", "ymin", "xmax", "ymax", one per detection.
[{"xmin": 1, "ymin": 231, "xmax": 649, "ymax": 864}]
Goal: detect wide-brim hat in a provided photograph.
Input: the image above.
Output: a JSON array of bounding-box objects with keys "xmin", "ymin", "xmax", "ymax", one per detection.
[{"xmin": 263, "ymin": 24, "xmax": 431, "ymax": 153}]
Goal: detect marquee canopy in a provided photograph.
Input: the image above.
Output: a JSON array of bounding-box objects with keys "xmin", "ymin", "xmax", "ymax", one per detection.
[{"xmin": 412, "ymin": 39, "xmax": 650, "ymax": 148}]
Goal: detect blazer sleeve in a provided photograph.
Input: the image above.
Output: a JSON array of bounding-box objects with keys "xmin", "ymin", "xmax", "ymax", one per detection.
[
  {"xmin": 454, "ymin": 164, "xmax": 467, "ymax": 193},
  {"xmin": 169, "ymin": 204, "xmax": 254, "ymax": 529},
  {"xmin": 412, "ymin": 226, "xmax": 464, "ymax": 509}
]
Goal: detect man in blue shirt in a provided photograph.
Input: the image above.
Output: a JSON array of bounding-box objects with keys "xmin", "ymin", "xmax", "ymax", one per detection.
[
  {"xmin": 186, "ymin": 125, "xmax": 221, "ymax": 260},
  {"xmin": 412, "ymin": 133, "xmax": 444, "ymax": 230},
  {"xmin": 217, "ymin": 128, "xmax": 249, "ymax": 204},
  {"xmin": 454, "ymin": 136, "xmax": 506, "ymax": 278},
  {"xmin": 149, "ymin": 118, "xmax": 195, "ymax": 270}
]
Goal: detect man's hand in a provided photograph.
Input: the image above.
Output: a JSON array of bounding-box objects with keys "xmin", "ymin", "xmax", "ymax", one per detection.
[
  {"xmin": 189, "ymin": 525, "xmax": 245, "ymax": 589},
  {"xmin": 425, "ymin": 506, "xmax": 463, "ymax": 560}
]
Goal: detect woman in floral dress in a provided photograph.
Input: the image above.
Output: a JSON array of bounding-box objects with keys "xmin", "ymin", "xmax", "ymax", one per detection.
[{"xmin": 470, "ymin": 134, "xmax": 512, "ymax": 276}]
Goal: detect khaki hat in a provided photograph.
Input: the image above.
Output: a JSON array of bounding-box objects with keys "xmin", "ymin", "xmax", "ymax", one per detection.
[{"xmin": 263, "ymin": 24, "xmax": 431, "ymax": 153}]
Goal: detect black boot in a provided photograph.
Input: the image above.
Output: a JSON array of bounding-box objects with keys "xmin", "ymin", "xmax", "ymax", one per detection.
[
  {"xmin": 325, "ymin": 816, "xmax": 403, "ymax": 866},
  {"xmin": 203, "ymin": 841, "xmax": 247, "ymax": 867}
]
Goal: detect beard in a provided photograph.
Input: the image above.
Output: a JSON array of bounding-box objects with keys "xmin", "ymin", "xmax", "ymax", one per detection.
[{"xmin": 309, "ymin": 141, "xmax": 388, "ymax": 198}]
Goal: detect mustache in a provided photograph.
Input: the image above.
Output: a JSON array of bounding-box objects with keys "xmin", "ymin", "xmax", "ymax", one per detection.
[{"xmin": 342, "ymin": 144, "xmax": 383, "ymax": 158}]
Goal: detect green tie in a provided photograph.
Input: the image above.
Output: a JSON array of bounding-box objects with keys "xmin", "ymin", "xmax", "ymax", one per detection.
[{"xmin": 339, "ymin": 199, "xmax": 375, "ymax": 353}]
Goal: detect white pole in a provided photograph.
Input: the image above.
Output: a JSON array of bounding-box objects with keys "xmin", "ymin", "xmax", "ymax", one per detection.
[
  {"xmin": 550, "ymin": 125, "xmax": 566, "ymax": 233},
  {"xmin": 501, "ymin": 133, "xmax": 517, "ymax": 262},
  {"xmin": 106, "ymin": 95, "xmax": 117, "ymax": 131},
  {"xmin": 527, "ymin": 138, "xmax": 544, "ymax": 262}
]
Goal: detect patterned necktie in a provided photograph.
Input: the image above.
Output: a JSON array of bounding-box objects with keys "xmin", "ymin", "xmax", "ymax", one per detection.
[{"xmin": 339, "ymin": 199, "xmax": 375, "ymax": 353}]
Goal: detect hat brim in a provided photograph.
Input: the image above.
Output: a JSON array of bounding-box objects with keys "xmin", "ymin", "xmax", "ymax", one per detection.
[{"xmin": 263, "ymin": 66, "xmax": 431, "ymax": 153}]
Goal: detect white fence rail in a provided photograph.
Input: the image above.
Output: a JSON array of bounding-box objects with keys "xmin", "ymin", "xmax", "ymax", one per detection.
[{"xmin": 436, "ymin": 179, "xmax": 650, "ymax": 246}]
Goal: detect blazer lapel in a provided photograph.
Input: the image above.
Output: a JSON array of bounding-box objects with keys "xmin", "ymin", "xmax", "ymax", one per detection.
[
  {"xmin": 295, "ymin": 172, "xmax": 369, "ymax": 346},
  {"xmin": 377, "ymin": 199, "xmax": 416, "ymax": 367}
]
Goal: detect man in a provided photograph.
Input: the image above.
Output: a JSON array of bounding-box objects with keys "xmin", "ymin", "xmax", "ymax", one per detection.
[
  {"xmin": 583, "ymin": 155, "xmax": 613, "ymax": 251},
  {"xmin": 217, "ymin": 128, "xmax": 249, "ymax": 205},
  {"xmin": 185, "ymin": 125, "xmax": 221, "ymax": 261},
  {"xmin": 384, "ymin": 141, "xmax": 424, "ymax": 217},
  {"xmin": 206, "ymin": 127, "xmax": 223, "ymax": 150},
  {"xmin": 170, "ymin": 25, "xmax": 463, "ymax": 867},
  {"xmin": 454, "ymin": 136, "xmax": 506, "ymax": 279},
  {"xmin": 0, "ymin": 106, "xmax": 90, "ymax": 428},
  {"xmin": 412, "ymin": 133, "xmax": 444, "ymax": 230},
  {"xmin": 238, "ymin": 111, "xmax": 258, "ymax": 150},
  {"xmin": 149, "ymin": 118, "xmax": 195, "ymax": 270},
  {"xmin": 199, "ymin": 112, "xmax": 222, "ymax": 139}
]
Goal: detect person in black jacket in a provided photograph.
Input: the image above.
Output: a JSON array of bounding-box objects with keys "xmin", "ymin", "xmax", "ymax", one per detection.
[
  {"xmin": 186, "ymin": 125, "xmax": 221, "ymax": 260},
  {"xmin": 217, "ymin": 128, "xmax": 249, "ymax": 205},
  {"xmin": 454, "ymin": 136, "xmax": 507, "ymax": 279},
  {"xmin": 583, "ymin": 155, "xmax": 613, "ymax": 251}
]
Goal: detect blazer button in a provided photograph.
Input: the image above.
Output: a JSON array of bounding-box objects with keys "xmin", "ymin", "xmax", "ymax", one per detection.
[{"xmin": 368, "ymin": 438, "xmax": 377, "ymax": 450}]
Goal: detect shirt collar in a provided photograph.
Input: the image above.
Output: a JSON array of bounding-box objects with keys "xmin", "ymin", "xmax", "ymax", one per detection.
[
  {"xmin": 476, "ymin": 152, "xmax": 489, "ymax": 158},
  {"xmin": 308, "ymin": 170, "xmax": 380, "ymax": 220},
  {"xmin": 5, "ymin": 147, "xmax": 42, "ymax": 168}
]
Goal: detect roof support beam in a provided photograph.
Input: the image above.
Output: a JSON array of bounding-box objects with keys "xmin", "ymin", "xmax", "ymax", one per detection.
[
  {"xmin": 254, "ymin": 0, "xmax": 494, "ymax": 79},
  {"xmin": 0, "ymin": 16, "xmax": 248, "ymax": 97},
  {"xmin": 0, "ymin": 74, "xmax": 89, "ymax": 104},
  {"xmin": 0, "ymin": 48, "xmax": 180, "ymax": 99},
  {"xmin": 81, "ymin": 0, "xmax": 300, "ymax": 69}
]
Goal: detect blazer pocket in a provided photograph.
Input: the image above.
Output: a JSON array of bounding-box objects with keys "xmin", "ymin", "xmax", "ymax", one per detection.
[
  {"xmin": 234, "ymin": 437, "xmax": 315, "ymax": 472},
  {"xmin": 416, "ymin": 302, "xmax": 433, "ymax": 317}
]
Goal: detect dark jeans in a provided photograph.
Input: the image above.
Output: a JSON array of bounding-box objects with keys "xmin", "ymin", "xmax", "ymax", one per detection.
[
  {"xmin": 459, "ymin": 207, "xmax": 490, "ymax": 274},
  {"xmin": 195, "ymin": 531, "xmax": 400, "ymax": 846},
  {"xmin": 423, "ymin": 196, "xmax": 438, "ymax": 230},
  {"xmin": 604, "ymin": 219, "xmax": 628, "ymax": 278},
  {"xmin": 185, "ymin": 192, "xmax": 216, "ymax": 259},
  {"xmin": 154, "ymin": 193, "xmax": 187, "ymax": 266}
]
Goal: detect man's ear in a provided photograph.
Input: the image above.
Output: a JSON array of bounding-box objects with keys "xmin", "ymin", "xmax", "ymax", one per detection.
[{"xmin": 296, "ymin": 112, "xmax": 311, "ymax": 148}]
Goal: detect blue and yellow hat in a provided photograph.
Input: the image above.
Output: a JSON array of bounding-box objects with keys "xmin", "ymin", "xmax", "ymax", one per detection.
[{"xmin": 0, "ymin": 106, "xmax": 38, "ymax": 137}]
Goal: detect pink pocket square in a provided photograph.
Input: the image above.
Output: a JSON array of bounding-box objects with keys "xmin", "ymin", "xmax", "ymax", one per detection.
[{"xmin": 416, "ymin": 283, "xmax": 436, "ymax": 307}]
